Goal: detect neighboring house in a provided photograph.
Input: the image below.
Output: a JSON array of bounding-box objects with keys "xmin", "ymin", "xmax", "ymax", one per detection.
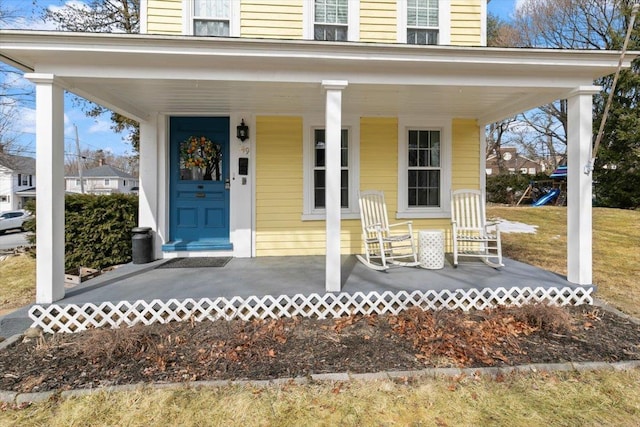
[
  {"xmin": 0, "ymin": 0, "xmax": 635, "ymax": 303},
  {"xmin": 0, "ymin": 152, "xmax": 36, "ymax": 212},
  {"xmin": 65, "ymin": 164, "xmax": 139, "ymax": 195},
  {"xmin": 486, "ymin": 148, "xmax": 546, "ymax": 176}
]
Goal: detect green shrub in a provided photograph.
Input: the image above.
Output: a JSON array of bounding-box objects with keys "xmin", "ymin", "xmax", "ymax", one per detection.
[{"xmin": 23, "ymin": 194, "xmax": 138, "ymax": 271}]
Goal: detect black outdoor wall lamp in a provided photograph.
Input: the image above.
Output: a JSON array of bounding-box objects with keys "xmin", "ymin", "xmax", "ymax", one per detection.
[{"xmin": 237, "ymin": 119, "xmax": 249, "ymax": 141}]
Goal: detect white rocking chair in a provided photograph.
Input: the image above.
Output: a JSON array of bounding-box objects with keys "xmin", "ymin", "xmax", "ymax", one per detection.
[
  {"xmin": 451, "ymin": 189, "xmax": 503, "ymax": 268},
  {"xmin": 356, "ymin": 190, "xmax": 420, "ymax": 271}
]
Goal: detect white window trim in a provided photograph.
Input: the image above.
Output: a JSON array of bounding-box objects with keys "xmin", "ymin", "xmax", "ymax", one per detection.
[
  {"xmin": 302, "ymin": 114, "xmax": 360, "ymax": 221},
  {"xmin": 397, "ymin": 116, "xmax": 452, "ymax": 219},
  {"xmin": 397, "ymin": 0, "xmax": 450, "ymax": 45},
  {"xmin": 303, "ymin": 0, "xmax": 360, "ymax": 42},
  {"xmin": 140, "ymin": 0, "xmax": 148, "ymax": 34},
  {"xmin": 183, "ymin": 0, "xmax": 240, "ymax": 37}
]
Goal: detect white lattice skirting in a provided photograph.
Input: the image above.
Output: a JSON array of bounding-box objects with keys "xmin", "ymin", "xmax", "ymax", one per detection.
[{"xmin": 29, "ymin": 286, "xmax": 594, "ymax": 334}]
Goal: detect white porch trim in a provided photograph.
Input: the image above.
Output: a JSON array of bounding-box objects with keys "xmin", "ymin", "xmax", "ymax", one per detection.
[
  {"xmin": 323, "ymin": 80, "xmax": 348, "ymax": 293},
  {"xmin": 139, "ymin": 113, "xmax": 161, "ymax": 260},
  {"xmin": 26, "ymin": 73, "xmax": 66, "ymax": 304},
  {"xmin": 566, "ymin": 85, "xmax": 600, "ymax": 285}
]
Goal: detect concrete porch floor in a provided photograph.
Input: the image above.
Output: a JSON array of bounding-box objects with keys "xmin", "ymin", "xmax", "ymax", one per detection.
[
  {"xmin": 61, "ymin": 255, "xmax": 578, "ymax": 303},
  {"xmin": 0, "ymin": 255, "xmax": 590, "ymax": 338}
]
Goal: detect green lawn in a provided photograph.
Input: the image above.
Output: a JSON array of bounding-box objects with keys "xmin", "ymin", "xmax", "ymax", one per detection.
[
  {"xmin": 1, "ymin": 206, "xmax": 639, "ymax": 425},
  {"xmin": 486, "ymin": 206, "xmax": 640, "ymax": 318}
]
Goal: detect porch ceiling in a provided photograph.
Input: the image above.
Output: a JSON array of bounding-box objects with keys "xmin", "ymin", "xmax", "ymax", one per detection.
[{"xmin": 1, "ymin": 31, "xmax": 637, "ymax": 124}]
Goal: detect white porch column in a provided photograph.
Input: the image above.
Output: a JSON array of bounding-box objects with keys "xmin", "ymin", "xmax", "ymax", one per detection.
[
  {"xmin": 138, "ymin": 114, "xmax": 160, "ymax": 259},
  {"xmin": 566, "ymin": 86, "xmax": 600, "ymax": 285},
  {"xmin": 322, "ymin": 80, "xmax": 348, "ymax": 293},
  {"xmin": 26, "ymin": 74, "xmax": 65, "ymax": 303}
]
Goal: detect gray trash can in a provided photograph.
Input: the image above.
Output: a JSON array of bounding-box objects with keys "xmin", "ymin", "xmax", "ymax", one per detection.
[{"xmin": 132, "ymin": 227, "xmax": 153, "ymax": 264}]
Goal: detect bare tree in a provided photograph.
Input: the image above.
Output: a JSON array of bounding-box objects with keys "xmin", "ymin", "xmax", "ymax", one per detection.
[{"xmin": 486, "ymin": 118, "xmax": 517, "ymax": 173}]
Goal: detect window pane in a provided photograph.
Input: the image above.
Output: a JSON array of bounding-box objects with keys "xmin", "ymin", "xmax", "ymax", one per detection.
[
  {"xmin": 315, "ymin": 0, "xmax": 348, "ymax": 24},
  {"xmin": 418, "ymin": 149, "xmax": 427, "ymax": 167},
  {"xmin": 408, "ymin": 130, "xmax": 418, "ymax": 149},
  {"xmin": 195, "ymin": 0, "xmax": 229, "ymax": 18},
  {"xmin": 408, "ymin": 188, "xmax": 417, "ymax": 206},
  {"xmin": 315, "ymin": 189, "xmax": 325, "ymax": 208},
  {"xmin": 314, "ymin": 169, "xmax": 325, "ymax": 209},
  {"xmin": 315, "ymin": 148, "xmax": 325, "ymax": 167},
  {"xmin": 314, "ymin": 169, "xmax": 325, "ymax": 189},
  {"xmin": 195, "ymin": 20, "xmax": 229, "ymax": 36},
  {"xmin": 341, "ymin": 169, "xmax": 349, "ymax": 208},
  {"xmin": 315, "ymin": 24, "xmax": 347, "ymax": 41},
  {"xmin": 341, "ymin": 129, "xmax": 349, "ymax": 167},
  {"xmin": 417, "ymin": 170, "xmax": 427, "ymax": 187}
]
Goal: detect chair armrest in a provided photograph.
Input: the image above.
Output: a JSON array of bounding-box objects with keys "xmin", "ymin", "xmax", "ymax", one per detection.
[
  {"xmin": 364, "ymin": 223, "xmax": 383, "ymax": 233},
  {"xmin": 389, "ymin": 221, "xmax": 413, "ymax": 228}
]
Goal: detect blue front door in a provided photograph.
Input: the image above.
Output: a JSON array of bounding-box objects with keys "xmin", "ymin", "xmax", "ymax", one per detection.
[{"xmin": 167, "ymin": 117, "xmax": 230, "ymax": 249}]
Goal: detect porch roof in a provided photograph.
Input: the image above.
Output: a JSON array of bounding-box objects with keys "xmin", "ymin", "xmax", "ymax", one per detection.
[{"xmin": 1, "ymin": 30, "xmax": 636, "ymax": 124}]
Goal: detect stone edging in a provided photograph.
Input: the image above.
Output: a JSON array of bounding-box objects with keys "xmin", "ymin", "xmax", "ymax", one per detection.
[{"xmin": 1, "ymin": 359, "xmax": 639, "ymax": 405}]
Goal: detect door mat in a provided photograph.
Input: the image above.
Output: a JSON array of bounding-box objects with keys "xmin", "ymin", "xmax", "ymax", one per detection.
[{"xmin": 157, "ymin": 257, "xmax": 231, "ymax": 269}]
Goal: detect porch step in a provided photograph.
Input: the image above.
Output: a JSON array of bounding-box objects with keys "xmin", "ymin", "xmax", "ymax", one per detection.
[{"xmin": 161, "ymin": 239, "xmax": 233, "ymax": 252}]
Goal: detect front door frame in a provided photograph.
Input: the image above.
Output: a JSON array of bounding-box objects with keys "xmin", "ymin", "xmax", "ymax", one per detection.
[{"xmin": 166, "ymin": 116, "xmax": 231, "ymax": 249}]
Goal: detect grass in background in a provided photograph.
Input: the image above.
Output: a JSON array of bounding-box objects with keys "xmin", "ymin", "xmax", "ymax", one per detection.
[
  {"xmin": 487, "ymin": 206, "xmax": 640, "ymax": 318},
  {"xmin": 1, "ymin": 369, "xmax": 639, "ymax": 426},
  {"xmin": 0, "ymin": 254, "xmax": 35, "ymax": 316}
]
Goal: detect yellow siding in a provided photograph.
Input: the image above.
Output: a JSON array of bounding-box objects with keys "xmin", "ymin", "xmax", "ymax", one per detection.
[
  {"xmin": 450, "ymin": 0, "xmax": 483, "ymax": 46},
  {"xmin": 451, "ymin": 118, "xmax": 480, "ymax": 191},
  {"xmin": 146, "ymin": 0, "xmax": 182, "ymax": 35},
  {"xmin": 241, "ymin": 1, "xmax": 303, "ymax": 39},
  {"xmin": 359, "ymin": 1, "xmax": 397, "ymax": 43}
]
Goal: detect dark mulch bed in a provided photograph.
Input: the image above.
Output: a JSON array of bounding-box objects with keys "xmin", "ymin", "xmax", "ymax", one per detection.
[{"xmin": 1, "ymin": 304, "xmax": 639, "ymax": 393}]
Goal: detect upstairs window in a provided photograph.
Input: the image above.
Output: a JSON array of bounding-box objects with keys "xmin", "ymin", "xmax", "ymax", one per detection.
[
  {"xmin": 407, "ymin": 0, "xmax": 439, "ymax": 45},
  {"xmin": 104, "ymin": 179, "xmax": 110, "ymax": 186},
  {"xmin": 192, "ymin": 0, "xmax": 231, "ymax": 37},
  {"xmin": 314, "ymin": 0, "xmax": 348, "ymax": 41}
]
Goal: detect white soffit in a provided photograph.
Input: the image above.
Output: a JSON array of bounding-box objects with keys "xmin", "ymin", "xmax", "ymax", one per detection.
[{"xmin": 1, "ymin": 31, "xmax": 636, "ymax": 122}]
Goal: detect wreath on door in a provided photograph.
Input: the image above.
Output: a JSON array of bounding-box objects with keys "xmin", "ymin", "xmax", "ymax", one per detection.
[{"xmin": 180, "ymin": 136, "xmax": 222, "ymax": 181}]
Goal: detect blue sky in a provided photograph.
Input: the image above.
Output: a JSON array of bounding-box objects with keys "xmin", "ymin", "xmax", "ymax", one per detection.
[
  {"xmin": 1, "ymin": 0, "xmax": 522, "ymax": 159},
  {"xmin": 488, "ymin": 0, "xmax": 523, "ymax": 20}
]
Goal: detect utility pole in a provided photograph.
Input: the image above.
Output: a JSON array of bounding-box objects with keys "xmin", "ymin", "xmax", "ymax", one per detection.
[{"xmin": 75, "ymin": 124, "xmax": 84, "ymax": 194}]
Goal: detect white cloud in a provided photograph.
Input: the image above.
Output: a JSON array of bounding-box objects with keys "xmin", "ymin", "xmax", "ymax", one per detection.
[{"xmin": 88, "ymin": 119, "xmax": 112, "ymax": 134}]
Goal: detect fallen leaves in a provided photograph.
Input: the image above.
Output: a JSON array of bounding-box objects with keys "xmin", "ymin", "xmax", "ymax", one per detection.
[{"xmin": 389, "ymin": 307, "xmax": 539, "ymax": 366}]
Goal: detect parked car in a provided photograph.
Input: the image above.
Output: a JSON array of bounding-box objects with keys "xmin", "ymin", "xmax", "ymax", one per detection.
[{"xmin": 0, "ymin": 210, "xmax": 32, "ymax": 234}]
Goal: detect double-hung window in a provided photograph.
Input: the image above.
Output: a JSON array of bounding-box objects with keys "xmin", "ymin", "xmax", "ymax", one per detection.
[
  {"xmin": 189, "ymin": 0, "xmax": 238, "ymax": 37},
  {"xmin": 303, "ymin": 120, "xmax": 360, "ymax": 220},
  {"xmin": 314, "ymin": 0, "xmax": 348, "ymax": 41},
  {"xmin": 305, "ymin": 0, "xmax": 358, "ymax": 41},
  {"xmin": 398, "ymin": 120, "xmax": 451, "ymax": 218},
  {"xmin": 398, "ymin": 0, "xmax": 449, "ymax": 45},
  {"xmin": 407, "ymin": 130, "xmax": 440, "ymax": 207},
  {"xmin": 407, "ymin": 0, "xmax": 439, "ymax": 45},
  {"xmin": 313, "ymin": 128, "xmax": 349, "ymax": 209}
]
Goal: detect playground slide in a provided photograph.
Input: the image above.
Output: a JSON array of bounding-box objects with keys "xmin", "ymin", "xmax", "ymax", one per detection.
[{"xmin": 532, "ymin": 188, "xmax": 560, "ymax": 207}]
